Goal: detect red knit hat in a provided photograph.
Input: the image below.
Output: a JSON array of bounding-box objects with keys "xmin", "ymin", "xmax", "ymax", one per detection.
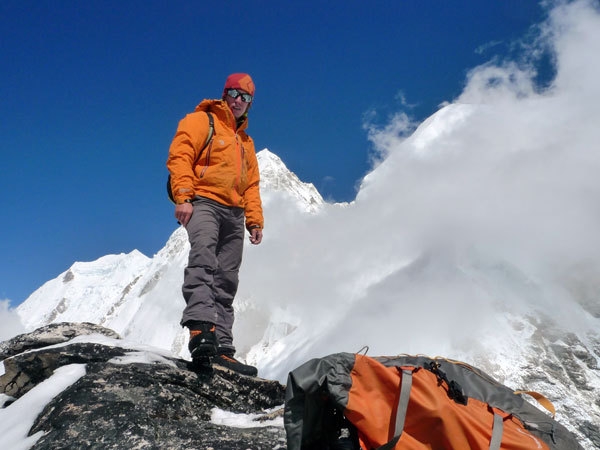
[{"xmin": 223, "ymin": 73, "xmax": 255, "ymax": 97}]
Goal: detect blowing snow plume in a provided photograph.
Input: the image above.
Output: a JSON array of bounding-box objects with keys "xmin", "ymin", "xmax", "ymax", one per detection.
[{"xmin": 244, "ymin": 0, "xmax": 600, "ymax": 380}]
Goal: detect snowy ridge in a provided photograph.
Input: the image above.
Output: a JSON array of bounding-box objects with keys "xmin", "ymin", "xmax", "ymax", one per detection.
[{"xmin": 17, "ymin": 250, "xmax": 152, "ymax": 330}]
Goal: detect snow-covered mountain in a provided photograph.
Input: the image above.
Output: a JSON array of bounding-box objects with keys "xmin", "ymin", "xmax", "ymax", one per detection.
[
  {"xmin": 15, "ymin": 140, "xmax": 600, "ymax": 447},
  {"xmin": 14, "ymin": 6, "xmax": 600, "ymax": 442}
]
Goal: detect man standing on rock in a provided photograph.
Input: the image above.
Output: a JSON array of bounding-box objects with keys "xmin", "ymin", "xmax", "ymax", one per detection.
[{"xmin": 166, "ymin": 73, "xmax": 263, "ymax": 376}]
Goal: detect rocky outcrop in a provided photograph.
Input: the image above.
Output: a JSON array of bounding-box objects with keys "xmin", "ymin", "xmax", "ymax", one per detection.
[{"xmin": 0, "ymin": 323, "xmax": 286, "ymax": 449}]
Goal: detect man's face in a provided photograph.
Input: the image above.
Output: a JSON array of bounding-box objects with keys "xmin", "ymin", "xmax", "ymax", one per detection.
[{"xmin": 225, "ymin": 89, "xmax": 251, "ymax": 119}]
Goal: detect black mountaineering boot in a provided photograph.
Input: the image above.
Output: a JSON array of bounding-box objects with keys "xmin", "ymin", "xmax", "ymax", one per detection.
[
  {"xmin": 187, "ymin": 321, "xmax": 218, "ymax": 359},
  {"xmin": 213, "ymin": 348, "xmax": 258, "ymax": 377}
]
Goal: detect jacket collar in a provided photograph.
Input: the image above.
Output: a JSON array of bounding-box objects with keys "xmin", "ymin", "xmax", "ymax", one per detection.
[{"xmin": 195, "ymin": 99, "xmax": 249, "ymax": 132}]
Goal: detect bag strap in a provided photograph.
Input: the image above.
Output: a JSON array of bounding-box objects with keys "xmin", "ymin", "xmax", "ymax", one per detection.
[
  {"xmin": 514, "ymin": 390, "xmax": 556, "ymax": 417},
  {"xmin": 194, "ymin": 111, "xmax": 214, "ymax": 165},
  {"xmin": 375, "ymin": 369, "xmax": 413, "ymax": 450},
  {"xmin": 489, "ymin": 411, "xmax": 504, "ymax": 450}
]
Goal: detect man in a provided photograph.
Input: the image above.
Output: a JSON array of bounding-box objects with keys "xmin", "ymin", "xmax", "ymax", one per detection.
[{"xmin": 166, "ymin": 73, "xmax": 263, "ymax": 376}]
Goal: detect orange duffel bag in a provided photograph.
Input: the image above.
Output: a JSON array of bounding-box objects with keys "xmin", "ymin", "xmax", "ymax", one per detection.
[{"xmin": 284, "ymin": 353, "xmax": 582, "ymax": 450}]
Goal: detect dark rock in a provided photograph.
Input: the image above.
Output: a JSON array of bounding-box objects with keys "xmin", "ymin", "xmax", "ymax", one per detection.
[
  {"xmin": 0, "ymin": 322, "xmax": 120, "ymax": 360},
  {"xmin": 1, "ymin": 323, "xmax": 287, "ymax": 449}
]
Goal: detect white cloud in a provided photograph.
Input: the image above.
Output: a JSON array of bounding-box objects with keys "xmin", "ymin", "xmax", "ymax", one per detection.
[
  {"xmin": 0, "ymin": 300, "xmax": 25, "ymax": 341},
  {"xmin": 475, "ymin": 40, "xmax": 504, "ymax": 55},
  {"xmin": 355, "ymin": 0, "xmax": 600, "ymax": 272},
  {"xmin": 244, "ymin": 0, "xmax": 600, "ymax": 380}
]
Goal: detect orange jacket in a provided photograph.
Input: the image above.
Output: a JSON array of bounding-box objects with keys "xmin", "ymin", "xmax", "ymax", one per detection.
[{"xmin": 166, "ymin": 99, "xmax": 264, "ymax": 230}]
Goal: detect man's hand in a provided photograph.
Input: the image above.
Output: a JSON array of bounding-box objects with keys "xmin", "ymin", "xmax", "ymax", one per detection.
[
  {"xmin": 175, "ymin": 202, "xmax": 194, "ymax": 227},
  {"xmin": 249, "ymin": 228, "xmax": 263, "ymax": 245}
]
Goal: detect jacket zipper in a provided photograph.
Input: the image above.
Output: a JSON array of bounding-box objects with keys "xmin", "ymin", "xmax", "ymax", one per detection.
[
  {"xmin": 199, "ymin": 109, "xmax": 246, "ymax": 205},
  {"xmin": 234, "ymin": 134, "xmax": 244, "ymax": 195},
  {"xmin": 199, "ymin": 140, "xmax": 213, "ymax": 178}
]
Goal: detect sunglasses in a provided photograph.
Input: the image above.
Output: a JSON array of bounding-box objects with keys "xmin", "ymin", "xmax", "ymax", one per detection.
[{"xmin": 226, "ymin": 88, "xmax": 253, "ymax": 103}]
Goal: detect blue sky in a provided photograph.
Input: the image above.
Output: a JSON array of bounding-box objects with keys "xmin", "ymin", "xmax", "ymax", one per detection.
[{"xmin": 1, "ymin": 1, "xmax": 550, "ymax": 305}]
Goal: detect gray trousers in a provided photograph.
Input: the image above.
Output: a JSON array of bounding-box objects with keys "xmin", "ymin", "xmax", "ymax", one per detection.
[{"xmin": 181, "ymin": 197, "xmax": 245, "ymax": 351}]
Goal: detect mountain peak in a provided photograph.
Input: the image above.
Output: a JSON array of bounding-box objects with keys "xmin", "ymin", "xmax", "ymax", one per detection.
[{"xmin": 257, "ymin": 148, "xmax": 324, "ymax": 213}]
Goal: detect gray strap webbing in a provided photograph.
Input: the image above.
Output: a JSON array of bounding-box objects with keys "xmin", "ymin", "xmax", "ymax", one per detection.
[
  {"xmin": 489, "ymin": 412, "xmax": 504, "ymax": 450},
  {"xmin": 394, "ymin": 369, "xmax": 413, "ymax": 437},
  {"xmin": 376, "ymin": 369, "xmax": 413, "ymax": 450}
]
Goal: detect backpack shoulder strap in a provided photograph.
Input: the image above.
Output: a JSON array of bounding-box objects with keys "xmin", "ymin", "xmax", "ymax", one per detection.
[
  {"xmin": 185, "ymin": 111, "xmax": 215, "ymax": 167},
  {"xmin": 197, "ymin": 111, "xmax": 214, "ymax": 161}
]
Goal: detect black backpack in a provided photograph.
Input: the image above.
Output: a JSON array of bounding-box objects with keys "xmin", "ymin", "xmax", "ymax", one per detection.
[{"xmin": 167, "ymin": 111, "xmax": 214, "ymax": 203}]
